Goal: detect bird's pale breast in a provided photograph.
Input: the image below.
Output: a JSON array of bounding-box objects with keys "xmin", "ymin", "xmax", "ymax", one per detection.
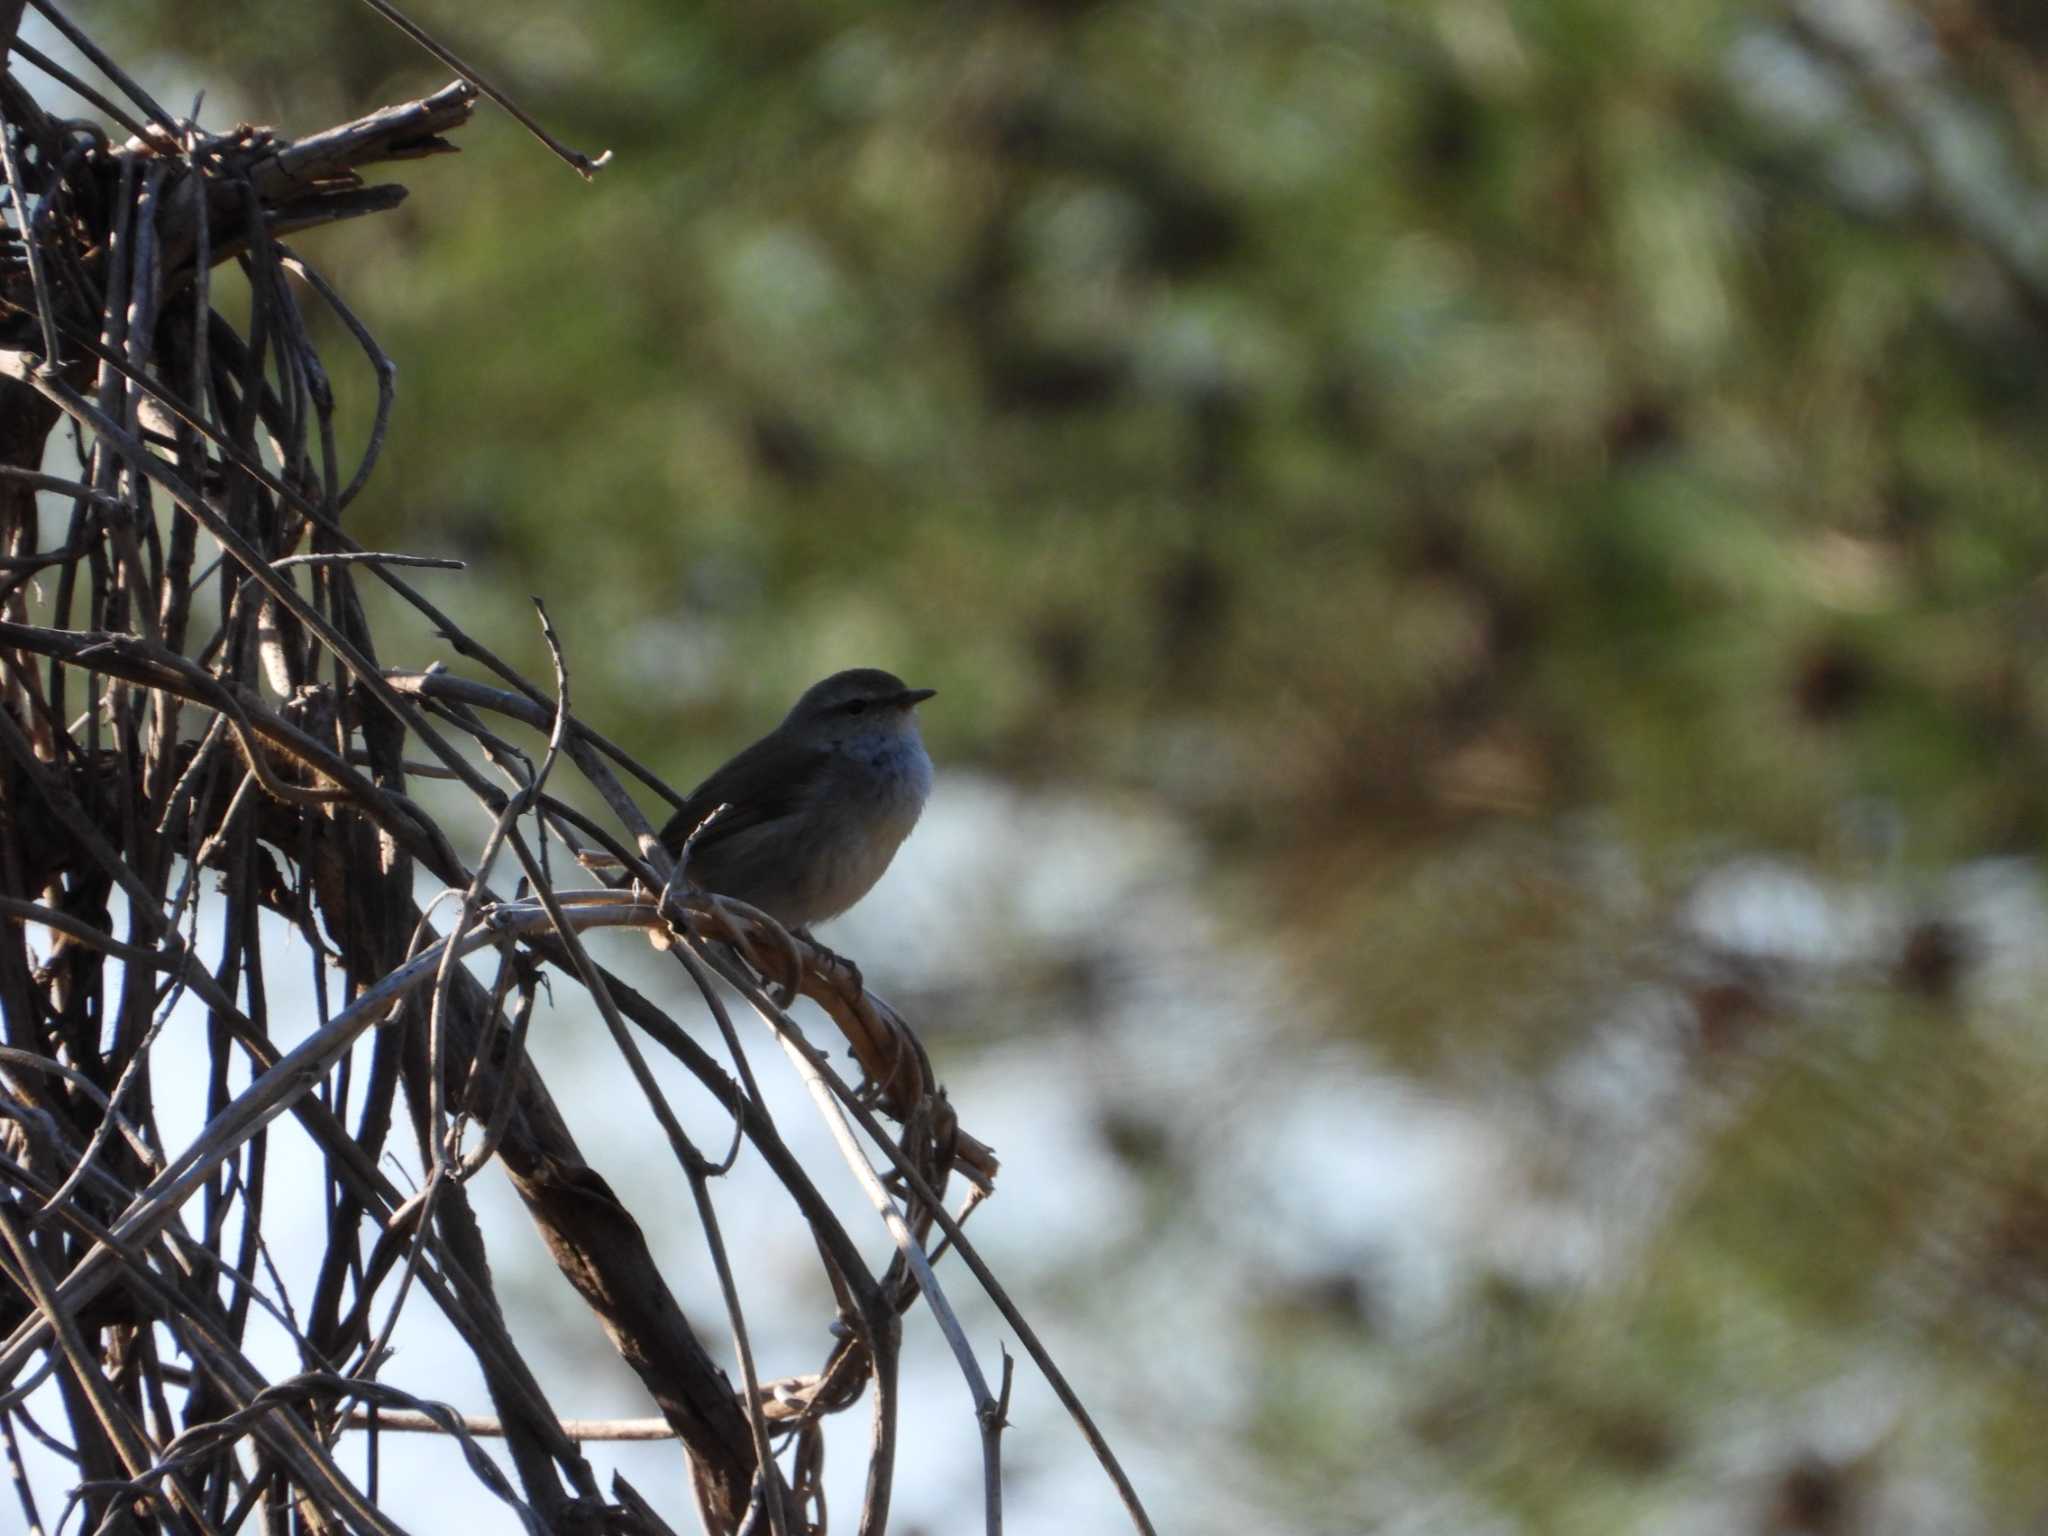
[
  {"xmin": 798, "ymin": 731, "xmax": 932, "ymax": 922},
  {"xmin": 685, "ymin": 726, "xmax": 931, "ymax": 928}
]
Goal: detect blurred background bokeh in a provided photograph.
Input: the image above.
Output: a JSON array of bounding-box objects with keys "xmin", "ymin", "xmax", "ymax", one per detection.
[{"xmin": 53, "ymin": 0, "xmax": 2048, "ymax": 1530}]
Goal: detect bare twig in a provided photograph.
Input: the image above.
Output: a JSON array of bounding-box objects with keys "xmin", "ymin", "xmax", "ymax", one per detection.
[
  {"xmin": 351, "ymin": 0, "xmax": 612, "ymax": 179},
  {"xmin": 340, "ymin": 1409, "xmax": 678, "ymax": 1440}
]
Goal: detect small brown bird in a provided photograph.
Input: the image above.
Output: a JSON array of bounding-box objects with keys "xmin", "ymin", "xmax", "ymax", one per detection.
[{"xmin": 659, "ymin": 668, "xmax": 936, "ymax": 930}]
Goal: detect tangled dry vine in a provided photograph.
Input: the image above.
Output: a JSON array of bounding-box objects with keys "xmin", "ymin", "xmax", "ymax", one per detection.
[{"xmin": 0, "ymin": 5, "xmax": 1151, "ymax": 1533}]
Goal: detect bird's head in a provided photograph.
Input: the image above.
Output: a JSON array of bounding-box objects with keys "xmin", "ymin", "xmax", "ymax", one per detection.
[{"xmin": 782, "ymin": 668, "xmax": 936, "ymax": 749}]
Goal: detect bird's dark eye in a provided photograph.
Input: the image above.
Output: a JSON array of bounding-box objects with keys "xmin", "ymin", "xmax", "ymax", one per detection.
[{"xmin": 843, "ymin": 699, "xmax": 868, "ymax": 716}]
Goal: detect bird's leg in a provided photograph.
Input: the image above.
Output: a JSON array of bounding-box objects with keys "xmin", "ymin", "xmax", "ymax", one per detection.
[
  {"xmin": 796, "ymin": 926, "xmax": 864, "ymax": 995},
  {"xmin": 721, "ymin": 902, "xmax": 803, "ymax": 1007}
]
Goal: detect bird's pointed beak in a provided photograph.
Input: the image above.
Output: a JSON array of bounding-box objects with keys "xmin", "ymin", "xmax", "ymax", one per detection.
[{"xmin": 897, "ymin": 687, "xmax": 937, "ymax": 708}]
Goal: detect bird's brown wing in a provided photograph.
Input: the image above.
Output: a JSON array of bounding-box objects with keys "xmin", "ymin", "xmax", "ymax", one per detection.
[{"xmin": 657, "ymin": 734, "xmax": 828, "ymax": 855}]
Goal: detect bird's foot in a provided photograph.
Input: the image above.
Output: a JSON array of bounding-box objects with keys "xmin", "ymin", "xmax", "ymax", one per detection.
[{"xmin": 796, "ymin": 927, "xmax": 864, "ymax": 993}]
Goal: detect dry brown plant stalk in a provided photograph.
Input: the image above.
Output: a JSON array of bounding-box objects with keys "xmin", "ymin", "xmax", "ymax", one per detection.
[{"xmin": 0, "ymin": 6, "xmax": 1152, "ymax": 1535}]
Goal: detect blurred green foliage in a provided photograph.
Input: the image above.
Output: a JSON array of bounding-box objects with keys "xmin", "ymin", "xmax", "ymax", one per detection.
[
  {"xmin": 89, "ymin": 0, "xmax": 2048, "ymax": 1530},
  {"xmin": 111, "ymin": 0, "xmax": 2048, "ymax": 844}
]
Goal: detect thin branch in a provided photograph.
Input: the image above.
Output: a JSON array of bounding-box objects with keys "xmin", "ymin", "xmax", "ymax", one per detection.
[
  {"xmin": 270, "ymin": 551, "xmax": 463, "ymax": 571},
  {"xmin": 339, "ymin": 1409, "xmax": 678, "ymax": 1440},
  {"xmin": 774, "ymin": 1027, "xmax": 999, "ymax": 1532},
  {"xmin": 21, "ymin": 0, "xmax": 181, "ymax": 145},
  {"xmin": 351, "ymin": 0, "xmax": 612, "ymax": 179}
]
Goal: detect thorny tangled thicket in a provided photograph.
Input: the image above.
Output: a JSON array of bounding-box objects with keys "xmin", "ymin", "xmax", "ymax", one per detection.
[{"xmin": 0, "ymin": 7, "xmax": 1147, "ymax": 1533}]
